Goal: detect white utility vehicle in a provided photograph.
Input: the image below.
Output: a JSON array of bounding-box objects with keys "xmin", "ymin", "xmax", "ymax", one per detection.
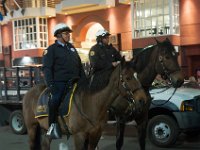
[{"xmin": 148, "ymin": 82, "xmax": 200, "ymax": 147}]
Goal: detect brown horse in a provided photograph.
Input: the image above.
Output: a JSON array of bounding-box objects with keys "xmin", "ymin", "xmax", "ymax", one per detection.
[
  {"xmin": 23, "ymin": 60, "xmax": 148, "ymax": 150},
  {"xmin": 111, "ymin": 38, "xmax": 184, "ymax": 150}
]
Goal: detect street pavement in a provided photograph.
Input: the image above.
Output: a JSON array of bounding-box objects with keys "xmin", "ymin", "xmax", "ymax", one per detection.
[{"xmin": 0, "ymin": 125, "xmax": 200, "ymax": 150}]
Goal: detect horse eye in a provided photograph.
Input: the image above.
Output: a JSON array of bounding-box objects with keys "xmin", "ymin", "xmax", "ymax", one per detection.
[
  {"xmin": 126, "ymin": 77, "xmax": 131, "ymax": 80},
  {"xmin": 165, "ymin": 56, "xmax": 170, "ymax": 59}
]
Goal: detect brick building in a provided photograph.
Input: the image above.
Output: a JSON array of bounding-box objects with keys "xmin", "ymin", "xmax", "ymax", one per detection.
[{"xmin": 0, "ymin": 0, "xmax": 199, "ymax": 78}]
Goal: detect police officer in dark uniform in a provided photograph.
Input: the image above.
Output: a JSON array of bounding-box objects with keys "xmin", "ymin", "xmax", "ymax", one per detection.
[
  {"xmin": 42, "ymin": 23, "xmax": 86, "ymax": 139},
  {"xmin": 89, "ymin": 29, "xmax": 121, "ymax": 73}
]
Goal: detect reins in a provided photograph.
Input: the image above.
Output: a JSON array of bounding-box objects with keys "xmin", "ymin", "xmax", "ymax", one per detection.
[
  {"xmin": 151, "ymin": 87, "xmax": 177, "ymax": 106},
  {"xmin": 73, "ymin": 64, "xmax": 141, "ymax": 128},
  {"xmin": 150, "ymin": 45, "xmax": 179, "ymax": 106},
  {"xmin": 72, "ymin": 64, "xmax": 128, "ymax": 128},
  {"xmin": 150, "ymin": 85, "xmax": 171, "ymax": 94},
  {"xmin": 73, "ymin": 90, "xmax": 96, "ymax": 128},
  {"xmin": 118, "ymin": 64, "xmax": 143, "ymax": 116}
]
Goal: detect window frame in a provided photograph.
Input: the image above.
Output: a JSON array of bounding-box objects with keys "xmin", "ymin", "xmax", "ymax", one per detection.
[
  {"xmin": 12, "ymin": 17, "xmax": 48, "ymax": 50},
  {"xmin": 132, "ymin": 0, "xmax": 180, "ymax": 39}
]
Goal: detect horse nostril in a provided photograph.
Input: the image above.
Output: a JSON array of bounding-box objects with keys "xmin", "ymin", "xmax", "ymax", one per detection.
[
  {"xmin": 137, "ymin": 99, "xmax": 145, "ymax": 113},
  {"xmin": 179, "ymin": 79, "xmax": 184, "ymax": 85},
  {"xmin": 139, "ymin": 99, "xmax": 144, "ymax": 106},
  {"xmin": 176, "ymin": 79, "xmax": 184, "ymax": 87}
]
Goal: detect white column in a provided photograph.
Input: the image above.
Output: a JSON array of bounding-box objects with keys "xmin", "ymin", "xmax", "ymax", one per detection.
[
  {"xmin": 131, "ymin": 0, "xmax": 134, "ymax": 39},
  {"xmin": 0, "ymin": 26, "xmax": 2, "ymax": 53},
  {"xmin": 169, "ymin": 0, "xmax": 173, "ymax": 34}
]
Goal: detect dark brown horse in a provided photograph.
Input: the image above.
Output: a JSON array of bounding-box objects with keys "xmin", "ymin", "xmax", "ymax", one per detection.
[
  {"xmin": 111, "ymin": 38, "xmax": 184, "ymax": 150},
  {"xmin": 23, "ymin": 60, "xmax": 148, "ymax": 150}
]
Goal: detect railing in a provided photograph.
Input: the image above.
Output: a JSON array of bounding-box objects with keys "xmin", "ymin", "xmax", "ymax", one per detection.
[
  {"xmin": 0, "ymin": 0, "xmax": 62, "ymax": 15},
  {"xmin": 0, "ymin": 66, "xmax": 44, "ymax": 103},
  {"xmin": 20, "ymin": 0, "xmax": 61, "ymax": 8}
]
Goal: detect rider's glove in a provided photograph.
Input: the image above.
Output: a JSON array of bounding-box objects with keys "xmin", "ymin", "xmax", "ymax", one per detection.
[{"xmin": 47, "ymin": 82, "xmax": 55, "ymax": 94}]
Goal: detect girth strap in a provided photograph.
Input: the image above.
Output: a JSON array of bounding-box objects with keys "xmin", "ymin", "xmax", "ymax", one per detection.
[{"xmin": 60, "ymin": 115, "xmax": 71, "ymax": 140}]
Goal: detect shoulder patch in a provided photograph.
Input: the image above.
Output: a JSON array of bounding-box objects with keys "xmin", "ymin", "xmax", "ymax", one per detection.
[
  {"xmin": 43, "ymin": 49, "xmax": 48, "ymax": 55},
  {"xmin": 90, "ymin": 51, "xmax": 95, "ymax": 56},
  {"xmin": 70, "ymin": 48, "xmax": 75, "ymax": 52}
]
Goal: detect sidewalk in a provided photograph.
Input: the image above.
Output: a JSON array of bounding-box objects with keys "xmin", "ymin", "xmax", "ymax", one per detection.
[
  {"xmin": 0, "ymin": 125, "xmax": 200, "ymax": 150},
  {"xmin": 103, "ymin": 121, "xmax": 137, "ymax": 137}
]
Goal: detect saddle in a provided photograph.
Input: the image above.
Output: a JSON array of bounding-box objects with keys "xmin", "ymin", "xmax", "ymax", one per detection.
[{"xmin": 35, "ymin": 83, "xmax": 77, "ymax": 118}]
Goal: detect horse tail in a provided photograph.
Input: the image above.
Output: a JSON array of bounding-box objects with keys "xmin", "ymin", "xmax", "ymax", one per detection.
[
  {"xmin": 25, "ymin": 122, "xmax": 42, "ymax": 150},
  {"xmin": 22, "ymin": 84, "xmax": 46, "ymax": 150}
]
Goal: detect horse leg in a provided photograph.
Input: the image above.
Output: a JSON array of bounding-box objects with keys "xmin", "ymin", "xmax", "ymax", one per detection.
[
  {"xmin": 84, "ymin": 137, "xmax": 89, "ymax": 150},
  {"xmin": 27, "ymin": 124, "xmax": 41, "ymax": 150},
  {"xmin": 74, "ymin": 132, "xmax": 87, "ymax": 150},
  {"xmin": 136, "ymin": 116, "xmax": 148, "ymax": 150},
  {"xmin": 136, "ymin": 121, "xmax": 147, "ymax": 150},
  {"xmin": 88, "ymin": 127, "xmax": 102, "ymax": 150},
  {"xmin": 41, "ymin": 135, "xmax": 51, "ymax": 150},
  {"xmin": 115, "ymin": 116, "xmax": 126, "ymax": 150}
]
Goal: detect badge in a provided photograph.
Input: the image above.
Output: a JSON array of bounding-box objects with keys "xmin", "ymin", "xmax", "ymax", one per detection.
[
  {"xmin": 43, "ymin": 49, "xmax": 48, "ymax": 55},
  {"xmin": 70, "ymin": 48, "xmax": 75, "ymax": 52},
  {"xmin": 90, "ymin": 51, "xmax": 95, "ymax": 56}
]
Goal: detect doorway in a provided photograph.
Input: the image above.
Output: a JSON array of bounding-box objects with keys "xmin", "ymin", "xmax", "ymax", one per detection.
[{"xmin": 77, "ymin": 23, "xmax": 104, "ymax": 63}]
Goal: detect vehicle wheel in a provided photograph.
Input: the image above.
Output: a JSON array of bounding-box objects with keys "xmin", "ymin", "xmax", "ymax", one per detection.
[
  {"xmin": 147, "ymin": 115, "xmax": 180, "ymax": 147},
  {"xmin": 9, "ymin": 110, "xmax": 27, "ymax": 135}
]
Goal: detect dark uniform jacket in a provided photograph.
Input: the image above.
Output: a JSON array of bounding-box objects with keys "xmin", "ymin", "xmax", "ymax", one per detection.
[
  {"xmin": 89, "ymin": 43, "xmax": 122, "ymax": 72},
  {"xmin": 42, "ymin": 41, "xmax": 85, "ymax": 86}
]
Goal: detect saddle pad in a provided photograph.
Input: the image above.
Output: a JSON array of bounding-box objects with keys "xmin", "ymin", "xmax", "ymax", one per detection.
[{"xmin": 35, "ymin": 83, "xmax": 77, "ymax": 118}]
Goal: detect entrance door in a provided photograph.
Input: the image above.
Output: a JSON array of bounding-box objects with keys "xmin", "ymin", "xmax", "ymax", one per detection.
[{"xmin": 3, "ymin": 46, "xmax": 12, "ymax": 67}]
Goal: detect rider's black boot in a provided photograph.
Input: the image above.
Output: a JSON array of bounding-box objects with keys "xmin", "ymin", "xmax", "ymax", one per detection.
[
  {"xmin": 46, "ymin": 123, "xmax": 62, "ymax": 139},
  {"xmin": 47, "ymin": 101, "xmax": 62, "ymax": 139}
]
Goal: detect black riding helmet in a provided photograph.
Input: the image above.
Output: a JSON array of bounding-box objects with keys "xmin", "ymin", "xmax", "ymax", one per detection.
[{"xmin": 53, "ymin": 23, "xmax": 72, "ymax": 37}]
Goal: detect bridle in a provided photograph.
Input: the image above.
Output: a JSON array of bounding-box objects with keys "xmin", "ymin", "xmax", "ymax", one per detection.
[
  {"xmin": 118, "ymin": 64, "xmax": 143, "ymax": 115},
  {"xmin": 120, "ymin": 73, "xmax": 142, "ymax": 98},
  {"xmin": 73, "ymin": 64, "xmax": 143, "ymax": 128},
  {"xmin": 157, "ymin": 47, "xmax": 180, "ymax": 83},
  {"xmin": 151, "ymin": 46, "xmax": 180, "ymax": 106}
]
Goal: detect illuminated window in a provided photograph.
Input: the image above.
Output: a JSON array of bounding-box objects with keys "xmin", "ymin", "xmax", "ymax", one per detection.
[
  {"xmin": 13, "ymin": 17, "xmax": 48, "ymax": 50},
  {"xmin": 132, "ymin": 0, "xmax": 179, "ymax": 38}
]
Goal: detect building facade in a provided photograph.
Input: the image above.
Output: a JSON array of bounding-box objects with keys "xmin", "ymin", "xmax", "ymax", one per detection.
[{"xmin": 0, "ymin": 0, "xmax": 200, "ymax": 78}]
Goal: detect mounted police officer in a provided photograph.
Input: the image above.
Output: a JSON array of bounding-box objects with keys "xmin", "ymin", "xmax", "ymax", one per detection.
[
  {"xmin": 42, "ymin": 23, "xmax": 86, "ymax": 139},
  {"xmin": 89, "ymin": 29, "xmax": 122, "ymax": 73},
  {"xmin": 89, "ymin": 29, "xmax": 122, "ymax": 129}
]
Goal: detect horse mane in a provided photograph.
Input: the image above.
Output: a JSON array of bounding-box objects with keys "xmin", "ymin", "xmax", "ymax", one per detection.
[
  {"xmin": 133, "ymin": 45, "xmax": 155, "ymax": 73},
  {"xmin": 77, "ymin": 68, "xmax": 114, "ymax": 93},
  {"xmin": 77, "ymin": 59, "xmax": 133, "ymax": 94},
  {"xmin": 133, "ymin": 38, "xmax": 175, "ymax": 73},
  {"xmin": 160, "ymin": 38, "xmax": 175, "ymax": 52}
]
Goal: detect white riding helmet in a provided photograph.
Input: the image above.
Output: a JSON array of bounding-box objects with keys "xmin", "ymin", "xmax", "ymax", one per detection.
[
  {"xmin": 95, "ymin": 29, "xmax": 111, "ymax": 37},
  {"xmin": 52, "ymin": 23, "xmax": 72, "ymax": 36}
]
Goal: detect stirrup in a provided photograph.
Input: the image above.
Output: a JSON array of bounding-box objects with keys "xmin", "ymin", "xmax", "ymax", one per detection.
[{"xmin": 46, "ymin": 123, "xmax": 62, "ymax": 139}]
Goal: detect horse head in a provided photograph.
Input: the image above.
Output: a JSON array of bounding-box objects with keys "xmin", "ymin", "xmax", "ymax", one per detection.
[
  {"xmin": 154, "ymin": 38, "xmax": 184, "ymax": 88},
  {"xmin": 113, "ymin": 58, "xmax": 148, "ymax": 114}
]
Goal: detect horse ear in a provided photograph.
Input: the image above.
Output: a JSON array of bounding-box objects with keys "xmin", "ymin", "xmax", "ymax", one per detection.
[
  {"xmin": 130, "ymin": 58, "xmax": 137, "ymax": 69},
  {"xmin": 121, "ymin": 56, "xmax": 126, "ymax": 65},
  {"xmin": 165, "ymin": 37, "xmax": 170, "ymax": 42},
  {"xmin": 155, "ymin": 38, "xmax": 160, "ymax": 44},
  {"xmin": 120, "ymin": 56, "xmax": 126, "ymax": 68}
]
